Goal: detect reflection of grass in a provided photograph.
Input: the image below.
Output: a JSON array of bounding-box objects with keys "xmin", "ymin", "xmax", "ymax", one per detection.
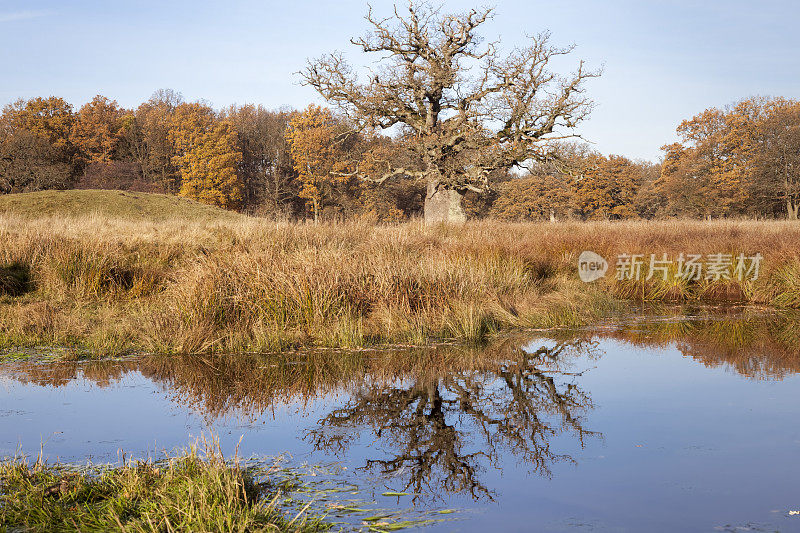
[
  {"xmin": 598, "ymin": 307, "xmax": 800, "ymax": 379},
  {"xmin": 5, "ymin": 309, "xmax": 800, "ymax": 421},
  {"xmin": 0, "ymin": 438, "xmax": 328, "ymax": 532},
  {"xmin": 0, "ymin": 337, "xmax": 572, "ymax": 422},
  {"xmin": 1, "ymin": 210, "xmax": 799, "ymax": 357}
]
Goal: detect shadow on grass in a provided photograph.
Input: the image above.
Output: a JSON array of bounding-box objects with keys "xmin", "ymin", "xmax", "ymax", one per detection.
[{"xmin": 0, "ymin": 262, "xmax": 32, "ymax": 297}]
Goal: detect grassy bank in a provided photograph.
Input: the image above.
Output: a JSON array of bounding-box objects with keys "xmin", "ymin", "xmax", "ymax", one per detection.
[
  {"xmin": 1, "ymin": 191, "xmax": 799, "ymax": 356},
  {"xmin": 0, "ymin": 189, "xmax": 244, "ymax": 222},
  {"xmin": 0, "ymin": 439, "xmax": 326, "ymax": 532}
]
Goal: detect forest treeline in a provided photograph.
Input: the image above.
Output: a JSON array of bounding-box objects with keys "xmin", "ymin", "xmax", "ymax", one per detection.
[{"xmin": 1, "ymin": 91, "xmax": 798, "ymax": 221}]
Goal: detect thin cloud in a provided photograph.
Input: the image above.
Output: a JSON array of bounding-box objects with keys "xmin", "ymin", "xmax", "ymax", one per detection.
[{"xmin": 0, "ymin": 10, "xmax": 53, "ymax": 23}]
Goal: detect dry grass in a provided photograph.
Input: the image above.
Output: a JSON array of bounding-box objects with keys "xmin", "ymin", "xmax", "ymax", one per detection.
[{"xmin": 1, "ymin": 210, "xmax": 799, "ymax": 356}]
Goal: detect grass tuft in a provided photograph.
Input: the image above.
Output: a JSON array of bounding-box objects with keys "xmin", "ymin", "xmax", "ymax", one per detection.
[{"xmin": 0, "ymin": 438, "xmax": 328, "ymax": 532}]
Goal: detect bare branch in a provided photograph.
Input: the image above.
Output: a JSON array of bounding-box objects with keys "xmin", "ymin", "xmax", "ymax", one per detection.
[{"xmin": 300, "ymin": 1, "xmax": 598, "ymax": 193}]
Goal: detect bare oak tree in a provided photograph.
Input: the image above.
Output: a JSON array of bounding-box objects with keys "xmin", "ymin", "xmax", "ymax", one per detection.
[
  {"xmin": 301, "ymin": 1, "xmax": 598, "ymax": 223},
  {"xmin": 306, "ymin": 340, "xmax": 599, "ymax": 501}
]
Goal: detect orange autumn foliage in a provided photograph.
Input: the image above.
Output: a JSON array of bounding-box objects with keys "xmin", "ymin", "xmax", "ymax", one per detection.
[
  {"xmin": 71, "ymin": 95, "xmax": 125, "ymax": 164},
  {"xmin": 285, "ymin": 105, "xmax": 355, "ymax": 221}
]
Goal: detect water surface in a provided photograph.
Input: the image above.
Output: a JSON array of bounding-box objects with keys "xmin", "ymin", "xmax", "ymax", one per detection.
[{"xmin": 2, "ymin": 308, "xmax": 800, "ymax": 532}]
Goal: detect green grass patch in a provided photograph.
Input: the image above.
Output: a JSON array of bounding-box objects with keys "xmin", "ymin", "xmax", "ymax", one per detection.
[
  {"xmin": 0, "ymin": 439, "xmax": 328, "ymax": 532},
  {"xmin": 0, "ymin": 436, "xmax": 464, "ymax": 532}
]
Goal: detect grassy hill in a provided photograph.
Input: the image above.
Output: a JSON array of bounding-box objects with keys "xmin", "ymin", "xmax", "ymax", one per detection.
[{"xmin": 0, "ymin": 190, "xmax": 243, "ymax": 222}]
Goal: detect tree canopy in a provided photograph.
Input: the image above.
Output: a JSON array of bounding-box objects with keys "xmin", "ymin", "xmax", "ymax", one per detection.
[{"xmin": 301, "ymin": 1, "xmax": 599, "ymax": 222}]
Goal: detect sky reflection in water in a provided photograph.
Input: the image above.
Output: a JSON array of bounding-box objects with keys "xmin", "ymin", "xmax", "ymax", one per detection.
[{"xmin": 2, "ymin": 309, "xmax": 800, "ymax": 532}]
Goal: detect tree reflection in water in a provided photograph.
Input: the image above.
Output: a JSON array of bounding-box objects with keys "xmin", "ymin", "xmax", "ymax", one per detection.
[
  {"xmin": 4, "ymin": 308, "xmax": 800, "ymax": 500},
  {"xmin": 306, "ymin": 341, "xmax": 601, "ymax": 500}
]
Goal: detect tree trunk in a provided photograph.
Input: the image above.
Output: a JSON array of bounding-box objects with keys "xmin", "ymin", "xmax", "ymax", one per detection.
[
  {"xmin": 424, "ymin": 181, "xmax": 466, "ymax": 225},
  {"xmin": 787, "ymin": 198, "xmax": 799, "ymax": 220}
]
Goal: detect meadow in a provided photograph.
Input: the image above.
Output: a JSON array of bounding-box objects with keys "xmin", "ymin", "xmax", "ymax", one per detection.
[{"xmin": 1, "ymin": 190, "xmax": 799, "ymax": 358}]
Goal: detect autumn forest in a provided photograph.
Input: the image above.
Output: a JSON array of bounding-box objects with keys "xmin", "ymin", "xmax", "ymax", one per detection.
[{"xmin": 1, "ymin": 91, "xmax": 798, "ymax": 222}]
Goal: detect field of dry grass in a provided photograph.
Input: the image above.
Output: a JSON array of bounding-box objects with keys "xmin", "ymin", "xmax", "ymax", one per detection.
[{"xmin": 1, "ymin": 204, "xmax": 799, "ymax": 356}]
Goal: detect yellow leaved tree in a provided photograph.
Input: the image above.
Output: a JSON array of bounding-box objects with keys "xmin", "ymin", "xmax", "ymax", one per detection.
[
  {"xmin": 169, "ymin": 103, "xmax": 243, "ymax": 210},
  {"xmin": 176, "ymin": 120, "xmax": 243, "ymax": 210},
  {"xmin": 285, "ymin": 104, "xmax": 354, "ymax": 222},
  {"xmin": 71, "ymin": 95, "xmax": 125, "ymax": 164}
]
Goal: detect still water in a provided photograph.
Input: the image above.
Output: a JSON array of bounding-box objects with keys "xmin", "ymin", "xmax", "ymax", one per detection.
[{"xmin": 2, "ymin": 308, "xmax": 800, "ymax": 532}]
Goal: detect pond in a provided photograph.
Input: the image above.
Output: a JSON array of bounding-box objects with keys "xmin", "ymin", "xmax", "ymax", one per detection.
[{"xmin": 2, "ymin": 307, "xmax": 800, "ymax": 532}]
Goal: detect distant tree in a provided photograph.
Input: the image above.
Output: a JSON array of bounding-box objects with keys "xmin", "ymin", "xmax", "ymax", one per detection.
[
  {"xmin": 0, "ymin": 97, "xmax": 79, "ymax": 191},
  {"xmin": 489, "ymin": 142, "xmax": 659, "ymax": 222},
  {"xmin": 490, "ymin": 171, "xmax": 574, "ymax": 221},
  {"xmin": 122, "ymin": 89, "xmax": 183, "ymax": 192},
  {"xmin": 0, "ymin": 130, "xmax": 73, "ymax": 193},
  {"xmin": 3, "ymin": 97, "xmax": 75, "ymax": 150},
  {"xmin": 285, "ymin": 105, "xmax": 357, "ymax": 222},
  {"xmin": 755, "ymin": 98, "xmax": 800, "ymax": 219},
  {"xmin": 168, "ymin": 102, "xmax": 216, "ymax": 158},
  {"xmin": 573, "ymin": 154, "xmax": 645, "ymax": 220},
  {"xmin": 177, "ymin": 120, "xmax": 243, "ymax": 209},
  {"xmin": 712, "ymin": 98, "xmax": 764, "ymax": 215},
  {"xmin": 224, "ymin": 105, "xmax": 300, "ymax": 214},
  {"xmin": 631, "ymin": 161, "xmax": 663, "ymax": 219},
  {"xmin": 71, "ymin": 95, "xmax": 125, "ymax": 164},
  {"xmin": 301, "ymin": 2, "xmax": 598, "ymax": 223},
  {"xmin": 657, "ymin": 141, "xmax": 717, "ymax": 218},
  {"xmin": 657, "ymin": 97, "xmax": 800, "ymax": 219}
]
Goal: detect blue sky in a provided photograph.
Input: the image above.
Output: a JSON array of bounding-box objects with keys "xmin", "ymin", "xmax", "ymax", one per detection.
[{"xmin": 1, "ymin": 0, "xmax": 798, "ymax": 161}]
